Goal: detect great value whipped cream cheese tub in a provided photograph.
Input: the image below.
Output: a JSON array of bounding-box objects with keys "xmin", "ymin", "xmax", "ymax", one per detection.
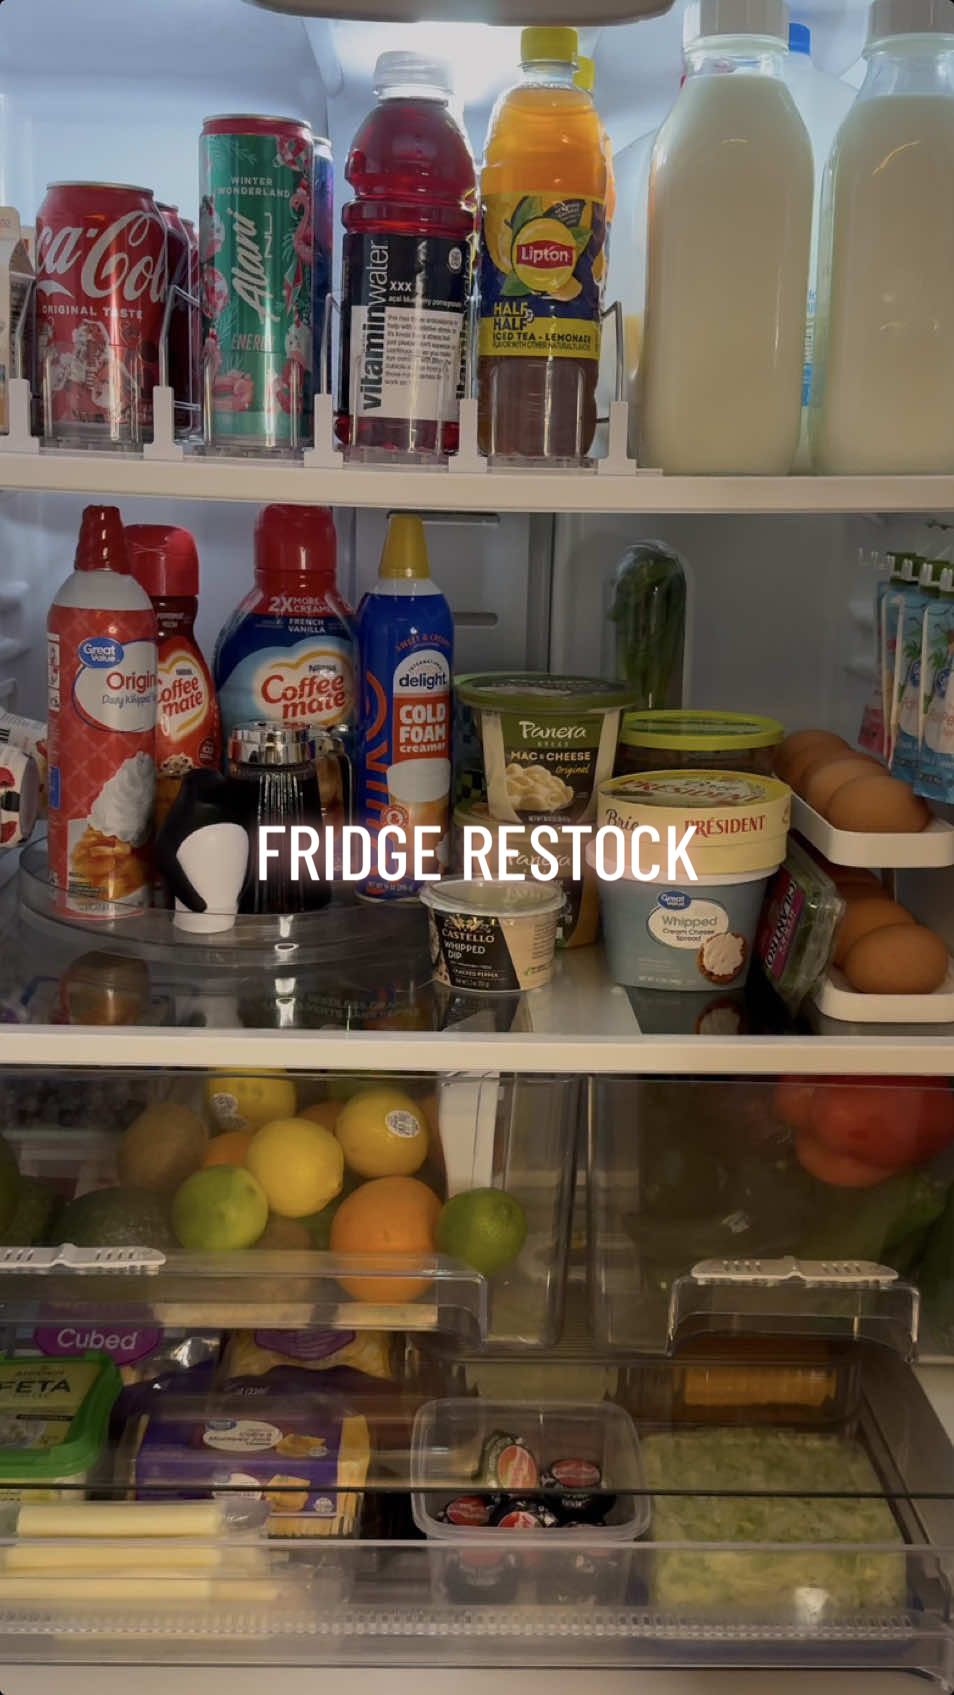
[
  {"xmin": 455, "ymin": 675, "xmax": 637, "ymax": 826},
  {"xmin": 598, "ymin": 769, "xmax": 790, "ymax": 877},
  {"xmin": 421, "ymin": 879, "xmax": 563, "ymax": 994}
]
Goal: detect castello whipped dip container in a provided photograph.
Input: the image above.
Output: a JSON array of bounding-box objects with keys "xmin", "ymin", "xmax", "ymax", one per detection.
[
  {"xmin": 421, "ymin": 879, "xmax": 563, "ymax": 993},
  {"xmin": 47, "ymin": 506, "xmax": 157, "ymax": 916}
]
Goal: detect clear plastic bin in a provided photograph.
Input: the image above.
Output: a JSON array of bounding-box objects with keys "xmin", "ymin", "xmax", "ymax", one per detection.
[
  {"xmin": 411, "ymin": 1396, "xmax": 647, "ymax": 1604},
  {"xmin": 0, "ymin": 1066, "xmax": 579, "ymax": 1348},
  {"xmin": 588, "ymin": 1074, "xmax": 954, "ymax": 1353}
]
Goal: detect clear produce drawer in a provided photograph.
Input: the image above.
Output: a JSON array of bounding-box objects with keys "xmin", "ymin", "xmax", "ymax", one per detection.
[
  {"xmin": 587, "ymin": 1074, "xmax": 954, "ymax": 1353},
  {"xmin": 0, "ymin": 1341, "xmax": 950, "ymax": 1684},
  {"xmin": 0, "ymin": 1065, "xmax": 579, "ymax": 1349}
]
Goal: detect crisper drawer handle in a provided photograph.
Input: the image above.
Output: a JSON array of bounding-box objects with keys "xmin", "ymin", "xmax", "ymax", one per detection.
[
  {"xmin": 0, "ymin": 1245, "xmax": 166, "ymax": 1273},
  {"xmin": 690, "ymin": 1254, "xmax": 898, "ymax": 1288}
]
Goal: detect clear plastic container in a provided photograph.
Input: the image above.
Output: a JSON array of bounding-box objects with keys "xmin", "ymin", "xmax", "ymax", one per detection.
[
  {"xmin": 812, "ymin": 0, "xmax": 954, "ymax": 473},
  {"xmin": 615, "ymin": 710, "xmax": 783, "ymax": 776}
]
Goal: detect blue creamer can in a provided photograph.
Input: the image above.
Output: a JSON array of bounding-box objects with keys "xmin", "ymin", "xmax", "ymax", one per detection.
[{"xmin": 355, "ymin": 515, "xmax": 453, "ymax": 901}]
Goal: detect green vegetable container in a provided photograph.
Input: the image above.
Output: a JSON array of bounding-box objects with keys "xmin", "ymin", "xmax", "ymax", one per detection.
[{"xmin": 608, "ymin": 541, "xmax": 687, "ymax": 709}]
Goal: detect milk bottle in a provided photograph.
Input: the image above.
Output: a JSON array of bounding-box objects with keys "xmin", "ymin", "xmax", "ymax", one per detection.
[
  {"xmin": 812, "ymin": 0, "xmax": 954, "ymax": 474},
  {"xmin": 638, "ymin": 0, "xmax": 813, "ymax": 475}
]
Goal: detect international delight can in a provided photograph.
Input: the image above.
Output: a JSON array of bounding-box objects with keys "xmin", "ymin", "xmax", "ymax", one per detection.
[{"xmin": 199, "ymin": 115, "xmax": 314, "ymax": 451}]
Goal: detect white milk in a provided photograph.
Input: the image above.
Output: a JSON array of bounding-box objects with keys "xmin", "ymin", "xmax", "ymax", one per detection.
[
  {"xmin": 638, "ymin": 68, "xmax": 813, "ymax": 476},
  {"xmin": 812, "ymin": 93, "xmax": 954, "ymax": 474}
]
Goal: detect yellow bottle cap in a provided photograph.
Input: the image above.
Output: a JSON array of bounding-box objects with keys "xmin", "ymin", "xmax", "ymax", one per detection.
[
  {"xmin": 574, "ymin": 54, "xmax": 595, "ymax": 92},
  {"xmin": 521, "ymin": 26, "xmax": 578, "ymax": 65},
  {"xmin": 379, "ymin": 513, "xmax": 430, "ymax": 581}
]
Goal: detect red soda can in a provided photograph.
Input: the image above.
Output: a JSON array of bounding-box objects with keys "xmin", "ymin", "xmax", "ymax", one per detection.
[
  {"xmin": 181, "ymin": 216, "xmax": 202, "ymax": 436},
  {"xmin": 35, "ymin": 181, "xmax": 168, "ymax": 446},
  {"xmin": 158, "ymin": 203, "xmax": 194, "ymax": 436}
]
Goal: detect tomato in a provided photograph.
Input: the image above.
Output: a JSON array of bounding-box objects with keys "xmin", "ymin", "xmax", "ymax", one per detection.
[
  {"xmin": 773, "ymin": 1078, "xmax": 816, "ymax": 1134},
  {"xmin": 794, "ymin": 1130, "xmax": 896, "ymax": 1189},
  {"xmin": 810, "ymin": 1078, "xmax": 954, "ymax": 1172}
]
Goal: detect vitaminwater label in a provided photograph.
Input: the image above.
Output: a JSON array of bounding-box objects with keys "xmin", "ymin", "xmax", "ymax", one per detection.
[
  {"xmin": 47, "ymin": 606, "xmax": 157, "ymax": 914},
  {"xmin": 155, "ymin": 640, "xmax": 221, "ymax": 829},
  {"xmin": 338, "ymin": 233, "xmax": 469, "ymax": 424},
  {"xmin": 358, "ymin": 632, "xmax": 453, "ymax": 901},
  {"xmin": 478, "ymin": 193, "xmax": 605, "ymax": 361}
]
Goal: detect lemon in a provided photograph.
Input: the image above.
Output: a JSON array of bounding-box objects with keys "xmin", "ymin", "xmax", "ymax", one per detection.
[
  {"xmin": 436, "ymin": 1188, "xmax": 527, "ymax": 1276},
  {"xmin": 205, "ymin": 1071, "xmax": 297, "ymax": 1131},
  {"xmin": 246, "ymin": 1117, "xmax": 344, "ymax": 1219},
  {"xmin": 335, "ymin": 1087, "xmax": 429, "ymax": 1179},
  {"xmin": 171, "ymin": 1166, "xmax": 268, "ymax": 1252}
]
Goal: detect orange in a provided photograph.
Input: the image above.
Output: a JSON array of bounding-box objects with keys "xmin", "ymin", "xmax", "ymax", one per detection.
[
  {"xmin": 330, "ymin": 1176, "xmax": 442, "ymax": 1303},
  {"xmin": 203, "ymin": 1130, "xmax": 254, "ymax": 1168},
  {"xmin": 300, "ymin": 1100, "xmax": 341, "ymax": 1133}
]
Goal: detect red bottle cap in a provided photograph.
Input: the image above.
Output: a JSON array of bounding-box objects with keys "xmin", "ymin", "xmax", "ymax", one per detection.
[
  {"xmin": 255, "ymin": 504, "xmax": 338, "ymax": 585},
  {"xmin": 74, "ymin": 506, "xmax": 129, "ymax": 574},
  {"xmin": 125, "ymin": 524, "xmax": 199, "ymax": 599}
]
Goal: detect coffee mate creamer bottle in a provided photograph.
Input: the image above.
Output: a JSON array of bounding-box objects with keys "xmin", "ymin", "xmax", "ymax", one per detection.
[
  {"xmin": 214, "ymin": 505, "xmax": 354, "ymax": 824},
  {"xmin": 47, "ymin": 505, "xmax": 157, "ymax": 915},
  {"xmin": 355, "ymin": 514, "xmax": 453, "ymax": 900}
]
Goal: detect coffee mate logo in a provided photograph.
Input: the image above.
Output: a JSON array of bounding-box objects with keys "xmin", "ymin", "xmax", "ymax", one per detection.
[
  {"xmin": 513, "ymin": 217, "xmax": 577, "ymax": 296},
  {"xmin": 228, "ymin": 208, "xmax": 280, "ymax": 324},
  {"xmin": 37, "ymin": 210, "xmax": 167, "ymax": 304},
  {"xmin": 258, "ymin": 646, "xmax": 352, "ymax": 728},
  {"xmin": 159, "ymin": 648, "xmax": 210, "ymax": 742}
]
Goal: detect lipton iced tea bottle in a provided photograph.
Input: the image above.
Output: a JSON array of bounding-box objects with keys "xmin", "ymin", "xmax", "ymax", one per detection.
[
  {"xmin": 354, "ymin": 514, "xmax": 453, "ymax": 900},
  {"xmin": 213, "ymin": 505, "xmax": 354, "ymax": 826},
  {"xmin": 478, "ymin": 27, "xmax": 608, "ymax": 463},
  {"xmin": 336, "ymin": 53, "xmax": 477, "ymax": 460},
  {"xmin": 125, "ymin": 525, "xmax": 222, "ymax": 833}
]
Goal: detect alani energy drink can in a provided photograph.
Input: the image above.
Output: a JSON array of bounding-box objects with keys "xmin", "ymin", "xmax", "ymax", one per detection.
[{"xmin": 199, "ymin": 115, "xmax": 314, "ymax": 451}]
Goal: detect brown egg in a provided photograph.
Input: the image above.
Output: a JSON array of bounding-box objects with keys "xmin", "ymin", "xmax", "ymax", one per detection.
[
  {"xmin": 830, "ymin": 867, "xmax": 885, "ymax": 897},
  {"xmin": 833, "ymin": 896, "xmax": 915, "ymax": 968},
  {"xmin": 774, "ymin": 729, "xmax": 848, "ymax": 783},
  {"xmin": 800, "ymin": 754, "xmax": 884, "ymax": 812},
  {"xmin": 826, "ymin": 774, "xmax": 932, "ymax": 833},
  {"xmin": 842, "ymin": 924, "xmax": 949, "ymax": 995}
]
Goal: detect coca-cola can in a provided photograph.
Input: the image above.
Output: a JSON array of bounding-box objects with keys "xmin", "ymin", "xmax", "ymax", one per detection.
[
  {"xmin": 181, "ymin": 217, "xmax": 202, "ymax": 439},
  {"xmin": 158, "ymin": 202, "xmax": 195, "ymax": 436},
  {"xmin": 35, "ymin": 181, "xmax": 168, "ymax": 446}
]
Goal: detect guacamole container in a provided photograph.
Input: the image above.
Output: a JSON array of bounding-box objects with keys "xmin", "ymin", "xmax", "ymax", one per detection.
[
  {"xmin": 615, "ymin": 711, "xmax": 784, "ymax": 777},
  {"xmin": 0, "ymin": 1352, "xmax": 121, "ymax": 1502},
  {"xmin": 455, "ymin": 675, "xmax": 638, "ymax": 826}
]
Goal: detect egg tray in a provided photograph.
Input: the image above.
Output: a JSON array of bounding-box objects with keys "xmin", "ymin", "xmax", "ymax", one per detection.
[
  {"xmin": 812, "ymin": 958, "xmax": 954, "ymax": 1024},
  {"xmin": 791, "ymin": 796, "xmax": 954, "ymax": 869}
]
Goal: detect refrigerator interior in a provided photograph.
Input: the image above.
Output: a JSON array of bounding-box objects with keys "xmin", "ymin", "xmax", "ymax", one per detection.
[{"xmin": 2, "ymin": 0, "xmax": 954, "ymax": 1682}]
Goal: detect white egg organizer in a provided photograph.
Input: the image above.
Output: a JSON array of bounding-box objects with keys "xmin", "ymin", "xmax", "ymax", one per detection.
[{"xmin": 791, "ymin": 796, "xmax": 954, "ymax": 1023}]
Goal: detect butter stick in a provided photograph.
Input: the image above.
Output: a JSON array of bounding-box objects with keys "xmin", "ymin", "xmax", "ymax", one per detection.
[{"xmin": 16, "ymin": 1502, "xmax": 225, "ymax": 1539}]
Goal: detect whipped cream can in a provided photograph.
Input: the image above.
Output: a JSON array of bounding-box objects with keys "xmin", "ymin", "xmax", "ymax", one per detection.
[{"xmin": 47, "ymin": 507, "xmax": 157, "ymax": 916}]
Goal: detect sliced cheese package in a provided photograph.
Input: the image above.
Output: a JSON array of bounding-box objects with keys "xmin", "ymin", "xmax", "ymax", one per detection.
[{"xmin": 129, "ymin": 1389, "xmax": 370, "ymax": 1539}]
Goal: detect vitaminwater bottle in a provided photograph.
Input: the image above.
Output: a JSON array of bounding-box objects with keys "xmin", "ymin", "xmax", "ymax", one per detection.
[
  {"xmin": 478, "ymin": 27, "xmax": 608, "ymax": 464},
  {"xmin": 336, "ymin": 53, "xmax": 477, "ymax": 460},
  {"xmin": 355, "ymin": 514, "xmax": 453, "ymax": 900}
]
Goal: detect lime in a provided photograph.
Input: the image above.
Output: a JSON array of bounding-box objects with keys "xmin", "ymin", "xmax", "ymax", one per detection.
[
  {"xmin": 204, "ymin": 1071, "xmax": 297, "ymax": 1131},
  {"xmin": 335, "ymin": 1087, "xmax": 428, "ymax": 1179},
  {"xmin": 246, "ymin": 1117, "xmax": 344, "ymax": 1219},
  {"xmin": 0, "ymin": 1176, "xmax": 56, "ymax": 1247},
  {"xmin": 171, "ymin": 1166, "xmax": 268, "ymax": 1251},
  {"xmin": 436, "ymin": 1189, "xmax": 528, "ymax": 1276}
]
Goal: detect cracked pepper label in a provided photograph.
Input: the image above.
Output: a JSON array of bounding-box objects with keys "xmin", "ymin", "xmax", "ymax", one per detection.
[
  {"xmin": 478, "ymin": 193, "xmax": 605, "ymax": 361},
  {"xmin": 339, "ymin": 233, "xmax": 469, "ymax": 424}
]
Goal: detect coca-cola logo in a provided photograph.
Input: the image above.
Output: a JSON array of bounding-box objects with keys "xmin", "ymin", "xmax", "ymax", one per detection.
[{"xmin": 37, "ymin": 210, "xmax": 167, "ymax": 305}]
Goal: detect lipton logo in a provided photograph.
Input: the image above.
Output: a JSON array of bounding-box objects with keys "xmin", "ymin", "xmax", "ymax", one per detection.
[
  {"xmin": 79, "ymin": 637, "xmax": 123, "ymax": 668},
  {"xmin": 515, "ymin": 239, "xmax": 575, "ymax": 270}
]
